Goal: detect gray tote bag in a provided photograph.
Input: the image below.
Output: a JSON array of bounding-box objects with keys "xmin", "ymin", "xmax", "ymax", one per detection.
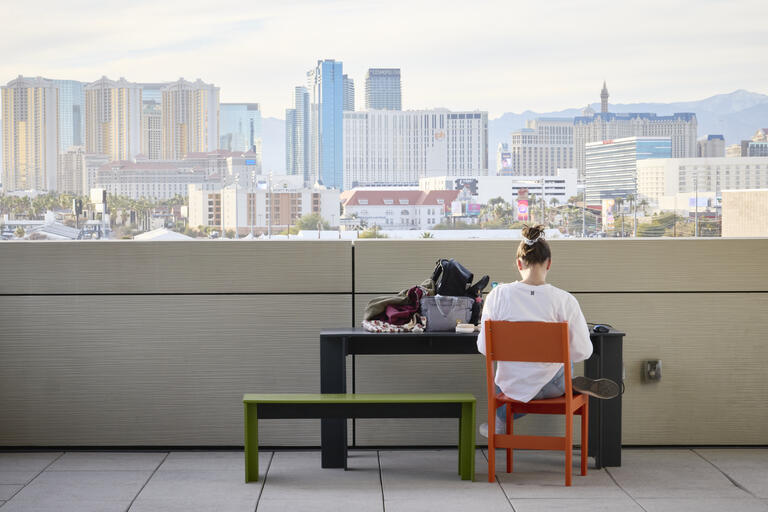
[{"xmin": 420, "ymin": 295, "xmax": 473, "ymax": 332}]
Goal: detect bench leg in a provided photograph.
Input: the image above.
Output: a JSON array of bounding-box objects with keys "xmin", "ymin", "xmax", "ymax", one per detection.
[
  {"xmin": 459, "ymin": 401, "xmax": 475, "ymax": 481},
  {"xmin": 244, "ymin": 403, "xmax": 259, "ymax": 482}
]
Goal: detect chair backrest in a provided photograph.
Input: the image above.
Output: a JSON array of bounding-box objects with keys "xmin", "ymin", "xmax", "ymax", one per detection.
[
  {"xmin": 484, "ymin": 320, "xmax": 573, "ymax": 404},
  {"xmin": 485, "ymin": 321, "xmax": 569, "ymax": 364}
]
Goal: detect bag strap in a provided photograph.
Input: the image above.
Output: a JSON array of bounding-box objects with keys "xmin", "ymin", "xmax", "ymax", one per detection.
[
  {"xmin": 431, "ymin": 259, "xmax": 446, "ymax": 283},
  {"xmin": 434, "ymin": 295, "xmax": 458, "ymax": 318},
  {"xmin": 467, "ymin": 275, "xmax": 490, "ymax": 297}
]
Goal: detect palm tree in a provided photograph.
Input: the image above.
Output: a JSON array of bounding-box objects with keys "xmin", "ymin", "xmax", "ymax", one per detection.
[
  {"xmin": 614, "ymin": 197, "xmax": 625, "ymax": 236},
  {"xmin": 625, "ymin": 194, "xmax": 636, "ymax": 236}
]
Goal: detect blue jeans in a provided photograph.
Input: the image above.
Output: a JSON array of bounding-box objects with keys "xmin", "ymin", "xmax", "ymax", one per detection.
[{"xmin": 496, "ymin": 365, "xmax": 568, "ymax": 421}]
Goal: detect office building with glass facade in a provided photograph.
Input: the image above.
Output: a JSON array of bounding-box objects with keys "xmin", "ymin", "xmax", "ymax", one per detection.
[
  {"xmin": 585, "ymin": 136, "xmax": 671, "ymax": 203},
  {"xmin": 343, "ymin": 75, "xmax": 354, "ymax": 111},
  {"xmin": 220, "ymin": 103, "xmax": 261, "ymax": 153},
  {"xmin": 365, "ymin": 68, "xmax": 401, "ymax": 110},
  {"xmin": 52, "ymin": 80, "xmax": 85, "ymax": 153},
  {"xmin": 308, "ymin": 60, "xmax": 344, "ymax": 190}
]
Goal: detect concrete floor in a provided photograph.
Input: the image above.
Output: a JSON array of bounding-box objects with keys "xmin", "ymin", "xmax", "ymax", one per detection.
[{"xmin": 0, "ymin": 448, "xmax": 766, "ymax": 511}]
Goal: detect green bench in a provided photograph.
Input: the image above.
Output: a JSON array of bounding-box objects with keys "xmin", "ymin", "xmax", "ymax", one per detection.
[{"xmin": 243, "ymin": 393, "xmax": 476, "ymax": 482}]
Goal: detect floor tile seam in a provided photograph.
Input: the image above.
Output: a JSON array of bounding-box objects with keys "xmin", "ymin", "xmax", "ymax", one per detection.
[
  {"xmin": 0, "ymin": 451, "xmax": 66, "ymax": 507},
  {"xmin": 125, "ymin": 451, "xmax": 170, "ymax": 511},
  {"xmin": 45, "ymin": 468, "xmax": 165, "ymax": 472},
  {"xmin": 377, "ymin": 450, "xmax": 385, "ymax": 512},
  {"xmin": 254, "ymin": 451, "xmax": 275, "ymax": 512},
  {"xmin": 604, "ymin": 467, "xmax": 650, "ymax": 512},
  {"xmin": 691, "ymin": 448, "xmax": 760, "ymax": 499},
  {"xmin": 480, "ymin": 448, "xmax": 518, "ymax": 511}
]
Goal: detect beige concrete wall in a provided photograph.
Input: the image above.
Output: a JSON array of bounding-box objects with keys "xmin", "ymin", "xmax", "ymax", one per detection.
[
  {"xmin": 1, "ymin": 239, "xmax": 767, "ymax": 446},
  {"xmin": 722, "ymin": 189, "xmax": 768, "ymax": 237},
  {"xmin": 353, "ymin": 239, "xmax": 768, "ymax": 445}
]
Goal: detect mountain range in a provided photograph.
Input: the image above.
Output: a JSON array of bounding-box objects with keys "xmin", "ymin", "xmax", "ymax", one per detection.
[{"xmin": 259, "ymin": 90, "xmax": 768, "ymax": 174}]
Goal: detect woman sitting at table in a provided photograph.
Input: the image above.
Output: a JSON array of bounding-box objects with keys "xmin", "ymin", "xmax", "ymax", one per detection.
[{"xmin": 476, "ymin": 224, "xmax": 619, "ymax": 438}]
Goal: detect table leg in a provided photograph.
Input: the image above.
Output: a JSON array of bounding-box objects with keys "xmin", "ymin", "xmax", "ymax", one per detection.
[
  {"xmin": 600, "ymin": 336, "xmax": 623, "ymax": 467},
  {"xmin": 321, "ymin": 335, "xmax": 347, "ymax": 468},
  {"xmin": 244, "ymin": 404, "xmax": 259, "ymax": 482},
  {"xmin": 460, "ymin": 401, "xmax": 475, "ymax": 481},
  {"xmin": 585, "ymin": 334, "xmax": 623, "ymax": 468}
]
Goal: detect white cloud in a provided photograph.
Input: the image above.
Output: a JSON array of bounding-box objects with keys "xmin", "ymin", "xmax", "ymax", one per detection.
[{"xmin": 1, "ymin": 0, "xmax": 766, "ymax": 118}]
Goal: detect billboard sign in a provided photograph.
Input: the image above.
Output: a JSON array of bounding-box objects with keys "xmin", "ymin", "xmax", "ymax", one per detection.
[
  {"xmin": 467, "ymin": 203, "xmax": 482, "ymax": 216},
  {"xmin": 451, "ymin": 200, "xmax": 463, "ymax": 216},
  {"xmin": 517, "ymin": 188, "xmax": 529, "ymax": 221},
  {"xmin": 454, "ymin": 178, "xmax": 478, "ymax": 196},
  {"xmin": 245, "ymin": 159, "xmax": 257, "ymax": 166},
  {"xmin": 688, "ymin": 197, "xmax": 709, "ymax": 208},
  {"xmin": 500, "ymin": 152, "xmax": 512, "ymax": 170},
  {"xmin": 602, "ymin": 199, "xmax": 615, "ymax": 230},
  {"xmin": 517, "ymin": 200, "xmax": 529, "ymax": 221}
]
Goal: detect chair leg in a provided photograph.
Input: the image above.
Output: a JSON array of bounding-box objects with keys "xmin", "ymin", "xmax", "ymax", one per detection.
[
  {"xmin": 488, "ymin": 401, "xmax": 496, "ymax": 483},
  {"xmin": 506, "ymin": 403, "xmax": 512, "ymax": 473},
  {"xmin": 565, "ymin": 409, "xmax": 573, "ymax": 487},
  {"xmin": 581, "ymin": 401, "xmax": 589, "ymax": 476}
]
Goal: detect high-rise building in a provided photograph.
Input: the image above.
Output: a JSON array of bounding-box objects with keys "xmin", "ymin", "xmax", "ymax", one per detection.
[
  {"xmin": 52, "ymin": 80, "xmax": 85, "ymax": 152},
  {"xmin": 308, "ymin": 60, "xmax": 344, "ymax": 189},
  {"xmin": 585, "ymin": 136, "xmax": 671, "ymax": 203},
  {"xmin": 138, "ymin": 83, "xmax": 168, "ymax": 160},
  {"xmin": 726, "ymin": 144, "xmax": 742, "ymax": 157},
  {"xmin": 697, "ymin": 135, "xmax": 725, "ymax": 157},
  {"xmin": 219, "ymin": 103, "xmax": 261, "ymax": 152},
  {"xmin": 161, "ymin": 78, "xmax": 220, "ymax": 160},
  {"xmin": 573, "ymin": 83, "xmax": 697, "ymax": 178},
  {"xmin": 365, "ymin": 68, "xmax": 401, "ymax": 110},
  {"xmin": 600, "ymin": 81, "xmax": 609, "ymax": 114},
  {"xmin": 138, "ymin": 83, "xmax": 166, "ymax": 106},
  {"xmin": 508, "ymin": 118, "xmax": 574, "ymax": 176},
  {"xmin": 141, "ymin": 103, "xmax": 162, "ymax": 160},
  {"xmin": 343, "ymin": 109, "xmax": 488, "ymax": 189},
  {"xmin": 285, "ymin": 86, "xmax": 310, "ymax": 183},
  {"xmin": 1, "ymin": 76, "xmax": 59, "ymax": 191},
  {"xmin": 343, "ymin": 75, "xmax": 355, "ymax": 111},
  {"xmin": 57, "ymin": 146, "xmax": 85, "ymax": 194},
  {"xmin": 84, "ymin": 76, "xmax": 142, "ymax": 161}
]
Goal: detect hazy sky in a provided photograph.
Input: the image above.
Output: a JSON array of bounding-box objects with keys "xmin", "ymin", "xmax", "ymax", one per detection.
[{"xmin": 2, "ymin": 0, "xmax": 766, "ymax": 119}]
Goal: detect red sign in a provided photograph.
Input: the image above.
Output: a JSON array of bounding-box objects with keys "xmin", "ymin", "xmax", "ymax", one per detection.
[{"xmin": 517, "ymin": 199, "xmax": 529, "ymax": 221}]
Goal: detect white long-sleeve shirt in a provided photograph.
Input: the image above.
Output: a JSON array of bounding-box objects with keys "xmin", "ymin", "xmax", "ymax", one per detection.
[{"xmin": 476, "ymin": 281, "xmax": 593, "ymax": 402}]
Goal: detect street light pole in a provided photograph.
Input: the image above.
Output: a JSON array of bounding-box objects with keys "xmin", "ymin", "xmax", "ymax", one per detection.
[
  {"xmin": 267, "ymin": 171, "xmax": 273, "ymax": 239},
  {"xmin": 694, "ymin": 174, "xmax": 699, "ymax": 238},
  {"xmin": 250, "ymin": 169, "xmax": 256, "ymax": 237}
]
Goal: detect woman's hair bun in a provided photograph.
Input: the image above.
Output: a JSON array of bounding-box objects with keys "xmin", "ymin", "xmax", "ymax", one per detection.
[
  {"xmin": 521, "ymin": 224, "xmax": 545, "ymax": 240},
  {"xmin": 517, "ymin": 224, "xmax": 551, "ymax": 265}
]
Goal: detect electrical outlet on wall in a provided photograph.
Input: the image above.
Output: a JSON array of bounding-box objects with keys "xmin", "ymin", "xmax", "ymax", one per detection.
[{"xmin": 644, "ymin": 360, "xmax": 662, "ymax": 382}]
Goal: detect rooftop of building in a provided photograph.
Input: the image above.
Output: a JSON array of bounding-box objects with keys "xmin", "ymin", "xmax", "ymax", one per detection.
[
  {"xmin": 342, "ymin": 189, "xmax": 460, "ymax": 206},
  {"xmin": 574, "ymin": 112, "xmax": 697, "ymax": 123}
]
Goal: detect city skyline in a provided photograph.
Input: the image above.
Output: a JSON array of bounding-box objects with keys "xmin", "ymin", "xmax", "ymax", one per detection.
[{"xmin": 2, "ymin": 0, "xmax": 766, "ymax": 119}]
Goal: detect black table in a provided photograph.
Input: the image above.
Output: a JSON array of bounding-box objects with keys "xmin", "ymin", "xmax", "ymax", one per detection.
[{"xmin": 320, "ymin": 328, "xmax": 624, "ymax": 469}]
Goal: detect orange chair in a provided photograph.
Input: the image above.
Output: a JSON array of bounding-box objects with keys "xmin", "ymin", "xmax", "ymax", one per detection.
[{"xmin": 484, "ymin": 321, "xmax": 588, "ymax": 486}]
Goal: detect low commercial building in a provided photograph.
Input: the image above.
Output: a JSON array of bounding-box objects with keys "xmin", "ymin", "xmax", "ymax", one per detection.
[
  {"xmin": 92, "ymin": 150, "xmax": 261, "ymax": 201},
  {"xmin": 188, "ymin": 176, "xmax": 340, "ymax": 235},
  {"xmin": 341, "ymin": 189, "xmax": 460, "ymax": 230},
  {"xmin": 722, "ymin": 189, "xmax": 768, "ymax": 237},
  {"xmin": 419, "ymin": 169, "xmax": 578, "ymax": 206},
  {"xmin": 637, "ymin": 157, "xmax": 768, "ymax": 206}
]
